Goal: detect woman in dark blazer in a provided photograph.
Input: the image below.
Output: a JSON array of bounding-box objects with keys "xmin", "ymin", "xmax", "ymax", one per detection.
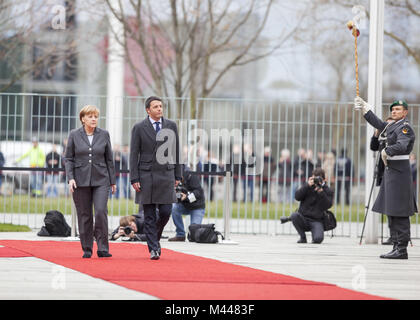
[{"xmin": 65, "ymin": 105, "xmax": 116, "ymax": 258}]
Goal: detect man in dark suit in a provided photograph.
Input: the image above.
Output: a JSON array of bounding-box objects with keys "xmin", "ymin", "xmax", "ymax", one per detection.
[{"xmin": 130, "ymin": 96, "xmax": 182, "ymax": 260}]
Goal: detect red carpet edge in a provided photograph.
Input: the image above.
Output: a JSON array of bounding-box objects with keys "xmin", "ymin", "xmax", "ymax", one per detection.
[{"xmin": 0, "ymin": 240, "xmax": 390, "ymax": 300}]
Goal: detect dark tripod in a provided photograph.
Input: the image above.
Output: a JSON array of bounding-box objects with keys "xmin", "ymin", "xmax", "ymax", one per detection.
[{"xmin": 359, "ymin": 150, "xmax": 381, "ymax": 245}]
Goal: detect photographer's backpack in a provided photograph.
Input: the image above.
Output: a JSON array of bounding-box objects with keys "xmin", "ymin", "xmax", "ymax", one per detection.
[
  {"xmin": 323, "ymin": 210, "xmax": 337, "ymax": 237},
  {"xmin": 37, "ymin": 210, "xmax": 71, "ymax": 237},
  {"xmin": 188, "ymin": 223, "xmax": 224, "ymax": 243}
]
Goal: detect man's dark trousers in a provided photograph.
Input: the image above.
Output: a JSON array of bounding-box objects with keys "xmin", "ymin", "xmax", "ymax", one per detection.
[
  {"xmin": 143, "ymin": 204, "xmax": 172, "ymax": 253},
  {"xmin": 388, "ymin": 215, "xmax": 411, "ymax": 250},
  {"xmin": 290, "ymin": 212, "xmax": 324, "ymax": 243}
]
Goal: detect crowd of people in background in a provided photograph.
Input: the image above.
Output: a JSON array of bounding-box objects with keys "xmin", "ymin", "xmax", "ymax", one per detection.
[
  {"xmin": 0, "ymin": 139, "xmax": 132, "ymax": 199},
  {"xmin": 0, "ymin": 141, "xmax": 418, "ymax": 205},
  {"xmin": 227, "ymin": 146, "xmax": 418, "ymax": 206}
]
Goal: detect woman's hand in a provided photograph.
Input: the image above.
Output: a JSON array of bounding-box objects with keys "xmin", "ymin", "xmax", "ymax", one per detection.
[{"xmin": 69, "ymin": 179, "xmax": 77, "ymax": 193}]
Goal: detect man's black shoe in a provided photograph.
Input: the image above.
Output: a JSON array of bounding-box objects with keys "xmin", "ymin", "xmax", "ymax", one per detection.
[
  {"xmin": 82, "ymin": 252, "xmax": 92, "ymax": 258},
  {"xmin": 380, "ymin": 249, "xmax": 408, "ymax": 259},
  {"xmin": 297, "ymin": 237, "xmax": 307, "ymax": 244},
  {"xmin": 97, "ymin": 251, "xmax": 112, "ymax": 258},
  {"xmin": 280, "ymin": 217, "xmax": 291, "ymax": 224},
  {"xmin": 150, "ymin": 250, "xmax": 160, "ymax": 260}
]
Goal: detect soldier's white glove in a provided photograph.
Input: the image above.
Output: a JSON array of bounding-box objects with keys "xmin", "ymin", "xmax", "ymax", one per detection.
[
  {"xmin": 354, "ymin": 96, "xmax": 372, "ymax": 115},
  {"xmin": 381, "ymin": 148, "xmax": 388, "ymax": 167}
]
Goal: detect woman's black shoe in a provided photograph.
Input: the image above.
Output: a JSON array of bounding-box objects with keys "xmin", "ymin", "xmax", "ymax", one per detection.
[{"xmin": 97, "ymin": 251, "xmax": 112, "ymax": 258}]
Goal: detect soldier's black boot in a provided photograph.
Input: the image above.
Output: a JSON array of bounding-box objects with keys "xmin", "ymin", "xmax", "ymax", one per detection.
[
  {"xmin": 380, "ymin": 230, "xmax": 398, "ymax": 258},
  {"xmin": 380, "ymin": 241, "xmax": 397, "ymax": 258},
  {"xmin": 380, "ymin": 242, "xmax": 408, "ymax": 260}
]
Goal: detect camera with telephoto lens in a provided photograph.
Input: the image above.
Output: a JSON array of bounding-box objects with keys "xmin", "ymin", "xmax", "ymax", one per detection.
[
  {"xmin": 313, "ymin": 176, "xmax": 323, "ymax": 187},
  {"xmin": 123, "ymin": 226, "xmax": 132, "ymax": 236},
  {"xmin": 175, "ymin": 182, "xmax": 198, "ymax": 203},
  {"xmin": 175, "ymin": 182, "xmax": 189, "ymax": 202}
]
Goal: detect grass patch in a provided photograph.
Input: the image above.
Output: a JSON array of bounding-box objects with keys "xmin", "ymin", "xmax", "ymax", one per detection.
[
  {"xmin": 0, "ymin": 223, "xmax": 32, "ymax": 232},
  {"xmin": 208, "ymin": 200, "xmax": 367, "ymax": 221},
  {"xmin": 0, "ymin": 195, "xmax": 138, "ymax": 216},
  {"xmin": 1, "ymin": 195, "xmax": 419, "ymax": 224}
]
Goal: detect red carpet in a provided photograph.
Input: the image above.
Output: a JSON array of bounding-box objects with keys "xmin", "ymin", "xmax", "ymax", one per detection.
[
  {"xmin": 0, "ymin": 246, "xmax": 32, "ymax": 257},
  {"xmin": 0, "ymin": 240, "xmax": 389, "ymax": 300}
]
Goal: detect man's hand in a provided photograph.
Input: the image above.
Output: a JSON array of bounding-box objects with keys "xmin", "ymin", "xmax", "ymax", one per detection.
[
  {"xmin": 112, "ymin": 227, "xmax": 125, "ymax": 240},
  {"xmin": 69, "ymin": 179, "xmax": 77, "ymax": 193},
  {"xmin": 132, "ymin": 182, "xmax": 141, "ymax": 192},
  {"xmin": 354, "ymin": 96, "xmax": 372, "ymax": 115},
  {"xmin": 308, "ymin": 177, "xmax": 314, "ymax": 187},
  {"xmin": 175, "ymin": 180, "xmax": 181, "ymax": 187},
  {"xmin": 180, "ymin": 193, "xmax": 187, "ymax": 201},
  {"xmin": 381, "ymin": 149, "xmax": 388, "ymax": 167},
  {"xmin": 111, "ymin": 184, "xmax": 117, "ymax": 194}
]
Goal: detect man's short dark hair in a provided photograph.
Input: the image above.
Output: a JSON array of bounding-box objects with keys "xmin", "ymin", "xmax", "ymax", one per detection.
[
  {"xmin": 145, "ymin": 96, "xmax": 162, "ymax": 109},
  {"xmin": 312, "ymin": 167, "xmax": 325, "ymax": 180}
]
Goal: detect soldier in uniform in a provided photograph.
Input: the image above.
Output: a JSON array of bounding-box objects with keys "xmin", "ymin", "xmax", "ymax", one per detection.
[{"xmin": 355, "ymin": 97, "xmax": 417, "ymax": 259}]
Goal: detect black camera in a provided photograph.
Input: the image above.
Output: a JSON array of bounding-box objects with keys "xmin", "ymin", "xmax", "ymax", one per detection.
[
  {"xmin": 313, "ymin": 176, "xmax": 323, "ymax": 187},
  {"xmin": 175, "ymin": 183, "xmax": 188, "ymax": 202},
  {"xmin": 123, "ymin": 226, "xmax": 132, "ymax": 236}
]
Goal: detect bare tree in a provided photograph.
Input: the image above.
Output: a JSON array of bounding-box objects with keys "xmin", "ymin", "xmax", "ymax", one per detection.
[
  {"xmin": 104, "ymin": 0, "xmax": 306, "ymax": 117},
  {"xmin": 0, "ymin": 0, "xmax": 78, "ymax": 92},
  {"xmin": 294, "ymin": 0, "xmax": 420, "ymax": 102},
  {"xmin": 315, "ymin": 0, "xmax": 420, "ymax": 71}
]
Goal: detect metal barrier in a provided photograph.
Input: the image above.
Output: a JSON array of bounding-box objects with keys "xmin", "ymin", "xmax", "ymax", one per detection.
[
  {"xmin": 1, "ymin": 92, "xmax": 419, "ymax": 238},
  {"xmin": 0, "ymin": 166, "xmax": 235, "ymax": 241}
]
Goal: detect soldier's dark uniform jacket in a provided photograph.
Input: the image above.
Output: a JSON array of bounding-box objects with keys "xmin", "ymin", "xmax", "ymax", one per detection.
[{"xmin": 364, "ymin": 110, "xmax": 418, "ymax": 217}]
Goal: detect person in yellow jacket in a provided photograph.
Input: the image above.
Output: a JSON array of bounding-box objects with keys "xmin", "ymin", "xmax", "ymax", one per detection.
[{"xmin": 15, "ymin": 137, "xmax": 46, "ymax": 197}]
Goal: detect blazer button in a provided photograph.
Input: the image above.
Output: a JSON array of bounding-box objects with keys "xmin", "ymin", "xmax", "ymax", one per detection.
[
  {"xmin": 89, "ymin": 154, "xmax": 92, "ymax": 157},
  {"xmin": 89, "ymin": 148, "xmax": 92, "ymax": 151},
  {"xmin": 89, "ymin": 160, "xmax": 92, "ymax": 163}
]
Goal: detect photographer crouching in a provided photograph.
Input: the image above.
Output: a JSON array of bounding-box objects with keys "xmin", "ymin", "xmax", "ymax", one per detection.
[
  {"xmin": 110, "ymin": 208, "xmax": 147, "ymax": 241},
  {"xmin": 168, "ymin": 165, "xmax": 205, "ymax": 242},
  {"xmin": 281, "ymin": 168, "xmax": 334, "ymax": 244}
]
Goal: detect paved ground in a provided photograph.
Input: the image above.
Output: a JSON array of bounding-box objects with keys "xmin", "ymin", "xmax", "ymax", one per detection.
[{"xmin": 0, "ymin": 231, "xmax": 419, "ymax": 300}]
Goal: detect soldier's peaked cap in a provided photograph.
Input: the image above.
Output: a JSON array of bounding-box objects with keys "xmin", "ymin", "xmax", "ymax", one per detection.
[{"xmin": 390, "ymin": 100, "xmax": 408, "ymax": 111}]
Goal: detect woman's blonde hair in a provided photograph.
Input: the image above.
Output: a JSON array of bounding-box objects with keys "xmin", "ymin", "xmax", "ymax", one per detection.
[
  {"xmin": 79, "ymin": 105, "xmax": 100, "ymax": 125},
  {"xmin": 119, "ymin": 215, "xmax": 136, "ymax": 227}
]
